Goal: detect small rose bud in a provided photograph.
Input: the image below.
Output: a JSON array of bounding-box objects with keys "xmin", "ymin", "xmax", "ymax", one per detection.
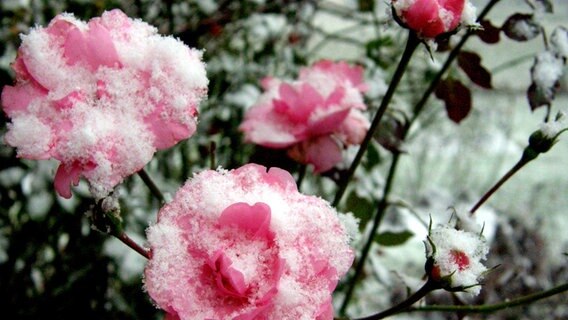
[
  {"xmin": 392, "ymin": 0, "xmax": 478, "ymax": 38},
  {"xmin": 523, "ymin": 113, "xmax": 567, "ymax": 160},
  {"xmin": 425, "ymin": 225, "xmax": 488, "ymax": 295}
]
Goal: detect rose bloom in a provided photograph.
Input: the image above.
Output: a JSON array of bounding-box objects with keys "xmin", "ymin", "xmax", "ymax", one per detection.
[
  {"xmin": 1, "ymin": 9, "xmax": 208, "ymax": 199},
  {"xmin": 425, "ymin": 225, "xmax": 488, "ymax": 295},
  {"xmin": 240, "ymin": 60, "xmax": 369, "ymax": 173},
  {"xmin": 392, "ymin": 0, "xmax": 478, "ymax": 38},
  {"xmin": 144, "ymin": 164, "xmax": 355, "ymax": 319}
]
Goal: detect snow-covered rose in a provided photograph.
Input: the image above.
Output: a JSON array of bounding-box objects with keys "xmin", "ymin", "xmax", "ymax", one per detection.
[
  {"xmin": 1, "ymin": 9, "xmax": 208, "ymax": 199},
  {"xmin": 240, "ymin": 60, "xmax": 369, "ymax": 173},
  {"xmin": 144, "ymin": 164, "xmax": 354, "ymax": 319},
  {"xmin": 425, "ymin": 225, "xmax": 488, "ymax": 295}
]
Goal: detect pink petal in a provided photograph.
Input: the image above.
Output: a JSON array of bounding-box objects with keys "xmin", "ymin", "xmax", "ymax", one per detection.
[
  {"xmin": 315, "ymin": 298, "xmax": 334, "ymax": 320},
  {"xmin": 265, "ymin": 167, "xmax": 297, "ymax": 191},
  {"xmin": 53, "ymin": 162, "xmax": 83, "ymax": 199},
  {"xmin": 85, "ymin": 20, "xmax": 121, "ymax": 70},
  {"xmin": 12, "ymin": 52, "xmax": 33, "ymax": 81},
  {"xmin": 307, "ymin": 108, "xmax": 350, "ymax": 137},
  {"xmin": 63, "ymin": 27, "xmax": 87, "ymax": 66},
  {"xmin": 53, "ymin": 90, "xmax": 86, "ymax": 110},
  {"xmin": 337, "ymin": 111, "xmax": 370, "ymax": 145},
  {"xmin": 325, "ymin": 86, "xmax": 345, "ymax": 106},
  {"xmin": 53, "ymin": 160, "xmax": 97, "ymax": 198},
  {"xmin": 278, "ymin": 83, "xmax": 320, "ymax": 123},
  {"xmin": 208, "ymin": 250, "xmax": 247, "ymax": 298},
  {"xmin": 219, "ymin": 202, "xmax": 272, "ymax": 240},
  {"xmin": 46, "ymin": 18, "xmax": 76, "ymax": 39},
  {"xmin": 145, "ymin": 112, "xmax": 193, "ymax": 150},
  {"xmin": 288, "ymin": 137, "xmax": 342, "ymax": 173},
  {"xmin": 1, "ymin": 83, "xmax": 46, "ymax": 116}
]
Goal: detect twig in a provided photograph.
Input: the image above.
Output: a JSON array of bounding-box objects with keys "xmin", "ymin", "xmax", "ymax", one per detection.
[
  {"xmin": 333, "ymin": 30, "xmax": 420, "ymax": 207},
  {"xmin": 408, "ymin": 282, "xmax": 568, "ymax": 314},
  {"xmin": 339, "ymin": 152, "xmax": 402, "ymax": 314},
  {"xmin": 116, "ymin": 232, "xmax": 151, "ymax": 259},
  {"xmin": 138, "ymin": 168, "xmax": 166, "ymax": 204}
]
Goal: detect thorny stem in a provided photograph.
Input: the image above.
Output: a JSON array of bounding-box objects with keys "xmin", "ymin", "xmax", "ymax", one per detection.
[
  {"xmin": 469, "ymin": 154, "xmax": 531, "ymax": 214},
  {"xmin": 407, "ymin": 282, "xmax": 568, "ymax": 314},
  {"xmin": 354, "ymin": 279, "xmax": 439, "ymax": 320},
  {"xmin": 338, "ymin": 0, "xmax": 503, "ymax": 314},
  {"xmin": 339, "ymin": 152, "xmax": 402, "ymax": 315},
  {"xmin": 138, "ymin": 168, "xmax": 166, "ymax": 205},
  {"xmin": 116, "ymin": 232, "xmax": 151, "ymax": 259},
  {"xmin": 332, "ymin": 30, "xmax": 420, "ymax": 207}
]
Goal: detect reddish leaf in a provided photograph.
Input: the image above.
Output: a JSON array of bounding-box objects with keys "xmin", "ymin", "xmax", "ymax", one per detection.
[
  {"xmin": 475, "ymin": 20, "xmax": 500, "ymax": 44},
  {"xmin": 435, "ymin": 78, "xmax": 472, "ymax": 124},
  {"xmin": 457, "ymin": 51, "xmax": 493, "ymax": 89},
  {"xmin": 502, "ymin": 14, "xmax": 541, "ymax": 41}
]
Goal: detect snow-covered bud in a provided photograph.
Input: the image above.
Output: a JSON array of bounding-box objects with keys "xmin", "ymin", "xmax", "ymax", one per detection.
[{"xmin": 425, "ymin": 225, "xmax": 488, "ymax": 295}]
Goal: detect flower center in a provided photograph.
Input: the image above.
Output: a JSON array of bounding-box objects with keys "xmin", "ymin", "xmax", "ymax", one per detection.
[{"xmin": 450, "ymin": 249, "xmax": 470, "ymax": 270}]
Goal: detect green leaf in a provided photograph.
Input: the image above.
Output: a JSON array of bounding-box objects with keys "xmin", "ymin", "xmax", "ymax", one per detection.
[
  {"xmin": 345, "ymin": 191, "xmax": 374, "ymax": 230},
  {"xmin": 374, "ymin": 230, "xmax": 414, "ymax": 246}
]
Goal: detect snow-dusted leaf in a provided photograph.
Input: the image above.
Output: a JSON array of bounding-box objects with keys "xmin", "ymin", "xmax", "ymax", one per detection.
[
  {"xmin": 527, "ymin": 82, "xmax": 553, "ymax": 111},
  {"xmin": 458, "ymin": 51, "xmax": 493, "ymax": 89},
  {"xmin": 502, "ymin": 14, "xmax": 541, "ymax": 41},
  {"xmin": 527, "ymin": 51, "xmax": 564, "ymax": 110},
  {"xmin": 435, "ymin": 78, "xmax": 472, "ymax": 124}
]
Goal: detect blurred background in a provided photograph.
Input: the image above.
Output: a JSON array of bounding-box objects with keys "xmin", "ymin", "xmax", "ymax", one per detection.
[{"xmin": 0, "ymin": 0, "xmax": 567, "ymax": 319}]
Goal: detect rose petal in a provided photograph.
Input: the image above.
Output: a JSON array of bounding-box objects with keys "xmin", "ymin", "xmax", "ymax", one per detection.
[
  {"xmin": 288, "ymin": 136, "xmax": 342, "ymax": 173},
  {"xmin": 218, "ymin": 202, "xmax": 272, "ymax": 240},
  {"xmin": 85, "ymin": 20, "xmax": 121, "ymax": 70},
  {"xmin": 308, "ymin": 108, "xmax": 350, "ymax": 137},
  {"xmin": 1, "ymin": 84, "xmax": 46, "ymax": 116},
  {"xmin": 54, "ymin": 162, "xmax": 83, "ymax": 199}
]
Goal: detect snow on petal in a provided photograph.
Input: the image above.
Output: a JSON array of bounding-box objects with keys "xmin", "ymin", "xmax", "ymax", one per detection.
[
  {"xmin": 144, "ymin": 164, "xmax": 354, "ymax": 319},
  {"xmin": 0, "ymin": 9, "xmax": 208, "ymax": 199}
]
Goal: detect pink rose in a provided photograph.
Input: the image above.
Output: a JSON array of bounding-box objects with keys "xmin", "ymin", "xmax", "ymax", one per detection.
[
  {"xmin": 392, "ymin": 0, "xmax": 475, "ymax": 38},
  {"xmin": 1, "ymin": 9, "xmax": 208, "ymax": 199},
  {"xmin": 240, "ymin": 60, "xmax": 369, "ymax": 172},
  {"xmin": 144, "ymin": 164, "xmax": 354, "ymax": 319}
]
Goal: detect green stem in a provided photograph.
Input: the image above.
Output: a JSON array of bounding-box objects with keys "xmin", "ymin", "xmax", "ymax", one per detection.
[
  {"xmin": 138, "ymin": 169, "xmax": 166, "ymax": 205},
  {"xmin": 355, "ymin": 279, "xmax": 438, "ymax": 320},
  {"xmin": 407, "ymin": 282, "xmax": 568, "ymax": 314},
  {"xmin": 469, "ymin": 155, "xmax": 531, "ymax": 214},
  {"xmin": 116, "ymin": 232, "xmax": 151, "ymax": 259},
  {"xmin": 339, "ymin": 152, "xmax": 402, "ymax": 315},
  {"xmin": 333, "ymin": 31, "xmax": 420, "ymax": 207}
]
